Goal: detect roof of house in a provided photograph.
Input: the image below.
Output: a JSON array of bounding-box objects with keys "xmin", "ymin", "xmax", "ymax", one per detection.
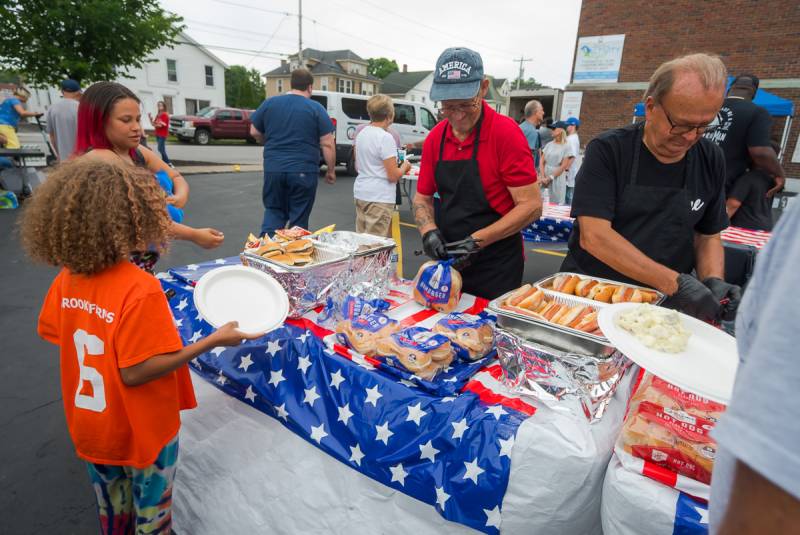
[
  {"xmin": 493, "ymin": 78, "xmax": 507, "ymax": 89},
  {"xmin": 265, "ymin": 48, "xmax": 380, "ymax": 81},
  {"xmin": 178, "ymin": 32, "xmax": 229, "ymax": 69},
  {"xmin": 484, "ymin": 76, "xmax": 504, "ymax": 103},
  {"xmin": 380, "ymin": 70, "xmax": 432, "ymax": 95}
]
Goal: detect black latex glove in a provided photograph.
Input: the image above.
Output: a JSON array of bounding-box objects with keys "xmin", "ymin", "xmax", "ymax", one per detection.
[
  {"xmin": 665, "ymin": 274, "xmax": 721, "ymax": 322},
  {"xmin": 446, "ymin": 236, "xmax": 481, "ymax": 256},
  {"xmin": 703, "ymin": 277, "xmax": 742, "ymax": 322},
  {"xmin": 422, "ymin": 229, "xmax": 448, "ymax": 260}
]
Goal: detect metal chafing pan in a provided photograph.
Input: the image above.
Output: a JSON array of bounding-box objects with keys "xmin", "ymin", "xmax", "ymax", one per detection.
[
  {"xmin": 488, "ymin": 288, "xmax": 615, "ymax": 356},
  {"xmin": 534, "ymin": 272, "xmax": 666, "ymax": 307}
]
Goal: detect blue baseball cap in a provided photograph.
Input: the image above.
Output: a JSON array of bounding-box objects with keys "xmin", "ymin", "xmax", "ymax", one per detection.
[
  {"xmin": 61, "ymin": 79, "xmax": 81, "ymax": 92},
  {"xmin": 565, "ymin": 117, "xmax": 581, "ymax": 127},
  {"xmin": 430, "ymin": 47, "xmax": 484, "ymax": 102}
]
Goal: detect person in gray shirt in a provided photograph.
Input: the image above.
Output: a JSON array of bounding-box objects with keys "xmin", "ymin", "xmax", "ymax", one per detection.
[
  {"xmin": 519, "ymin": 99, "xmax": 544, "ymax": 168},
  {"xmin": 45, "ymin": 79, "xmax": 81, "ymax": 161},
  {"xmin": 710, "ymin": 199, "xmax": 800, "ymax": 533},
  {"xmin": 538, "ymin": 116, "xmax": 554, "ymax": 147}
]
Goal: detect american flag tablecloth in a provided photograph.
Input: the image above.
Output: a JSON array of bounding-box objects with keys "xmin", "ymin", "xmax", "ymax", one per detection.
[
  {"xmin": 719, "ymin": 226, "xmax": 771, "ymax": 250},
  {"xmin": 159, "ymin": 258, "xmax": 537, "ymax": 534}
]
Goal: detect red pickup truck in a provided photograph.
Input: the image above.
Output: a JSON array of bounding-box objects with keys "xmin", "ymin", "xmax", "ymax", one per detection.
[{"xmin": 169, "ymin": 106, "xmax": 256, "ymax": 145}]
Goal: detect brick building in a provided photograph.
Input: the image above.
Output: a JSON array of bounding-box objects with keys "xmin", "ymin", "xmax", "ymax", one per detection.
[{"xmin": 567, "ymin": 0, "xmax": 800, "ymax": 178}]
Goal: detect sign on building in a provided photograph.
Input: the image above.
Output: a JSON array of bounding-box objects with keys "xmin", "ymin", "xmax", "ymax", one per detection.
[
  {"xmin": 560, "ymin": 91, "xmax": 583, "ymax": 120},
  {"xmin": 573, "ymin": 34, "xmax": 626, "ymax": 84}
]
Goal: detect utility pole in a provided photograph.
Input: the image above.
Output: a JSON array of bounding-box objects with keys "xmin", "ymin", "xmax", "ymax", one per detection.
[
  {"xmin": 513, "ymin": 56, "xmax": 532, "ymax": 90},
  {"xmin": 297, "ymin": 0, "xmax": 303, "ymax": 64}
]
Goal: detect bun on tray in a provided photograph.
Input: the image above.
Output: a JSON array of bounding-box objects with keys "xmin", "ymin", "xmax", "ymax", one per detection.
[
  {"xmin": 432, "ymin": 313, "xmax": 495, "ymax": 361},
  {"xmin": 376, "ymin": 327, "xmax": 455, "ymax": 380}
]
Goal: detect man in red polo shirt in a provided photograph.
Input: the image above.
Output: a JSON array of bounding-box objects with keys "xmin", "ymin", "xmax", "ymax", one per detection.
[{"xmin": 412, "ymin": 47, "xmax": 542, "ymax": 299}]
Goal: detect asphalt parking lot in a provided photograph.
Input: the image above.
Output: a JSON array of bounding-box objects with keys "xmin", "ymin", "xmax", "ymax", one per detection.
[{"xmin": 0, "ymin": 170, "xmax": 563, "ymax": 534}]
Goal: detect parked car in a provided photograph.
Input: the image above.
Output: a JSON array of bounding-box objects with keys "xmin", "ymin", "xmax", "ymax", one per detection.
[
  {"xmin": 309, "ymin": 91, "xmax": 439, "ymax": 175},
  {"xmin": 169, "ymin": 106, "xmax": 256, "ymax": 145}
]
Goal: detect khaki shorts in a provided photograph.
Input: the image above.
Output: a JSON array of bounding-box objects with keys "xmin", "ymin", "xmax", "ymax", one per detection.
[{"xmin": 355, "ymin": 199, "xmax": 394, "ymax": 238}]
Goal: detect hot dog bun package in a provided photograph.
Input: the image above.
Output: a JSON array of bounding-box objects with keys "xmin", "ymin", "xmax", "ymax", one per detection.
[
  {"xmin": 432, "ymin": 313, "xmax": 495, "ymax": 361},
  {"xmin": 413, "ymin": 260, "xmax": 462, "ymax": 313},
  {"xmin": 616, "ymin": 373, "xmax": 726, "ymax": 496},
  {"xmin": 375, "ymin": 327, "xmax": 455, "ymax": 380},
  {"xmin": 336, "ymin": 313, "xmax": 399, "ymax": 356}
]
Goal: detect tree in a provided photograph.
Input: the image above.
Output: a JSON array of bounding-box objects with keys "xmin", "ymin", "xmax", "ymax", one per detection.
[
  {"xmin": 0, "ymin": 0, "xmax": 184, "ymax": 86},
  {"xmin": 225, "ymin": 66, "xmax": 266, "ymax": 109},
  {"xmin": 515, "ymin": 77, "xmax": 544, "ymax": 91},
  {"xmin": 367, "ymin": 57, "xmax": 399, "ymax": 79}
]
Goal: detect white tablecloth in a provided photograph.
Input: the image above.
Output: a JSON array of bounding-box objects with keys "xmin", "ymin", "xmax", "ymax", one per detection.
[{"xmin": 173, "ymin": 368, "xmax": 636, "ymax": 534}]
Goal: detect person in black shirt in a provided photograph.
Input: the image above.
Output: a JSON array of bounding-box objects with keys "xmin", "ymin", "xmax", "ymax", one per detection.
[
  {"xmin": 727, "ymin": 168, "xmax": 774, "ymax": 231},
  {"xmin": 563, "ymin": 53, "xmax": 741, "ymax": 321},
  {"xmin": 705, "ymin": 74, "xmax": 785, "ymax": 195}
]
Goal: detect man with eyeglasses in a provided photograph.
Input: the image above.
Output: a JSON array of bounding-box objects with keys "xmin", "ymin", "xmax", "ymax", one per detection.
[
  {"xmin": 562, "ymin": 53, "xmax": 741, "ymax": 321},
  {"xmin": 413, "ymin": 47, "xmax": 542, "ymax": 299}
]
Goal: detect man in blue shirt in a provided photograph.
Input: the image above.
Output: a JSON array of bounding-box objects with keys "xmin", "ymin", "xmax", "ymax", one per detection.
[
  {"xmin": 519, "ymin": 99, "xmax": 543, "ymax": 169},
  {"xmin": 250, "ymin": 68, "xmax": 336, "ymax": 237}
]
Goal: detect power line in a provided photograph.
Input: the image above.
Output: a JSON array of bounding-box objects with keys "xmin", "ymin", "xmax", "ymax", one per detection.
[
  {"xmin": 175, "ymin": 40, "xmax": 287, "ymax": 59},
  {"xmin": 247, "ymin": 15, "xmax": 290, "ymax": 67},
  {"xmin": 208, "ymin": 0, "xmax": 294, "ymax": 17},
  {"xmin": 513, "ymin": 56, "xmax": 532, "ymax": 89}
]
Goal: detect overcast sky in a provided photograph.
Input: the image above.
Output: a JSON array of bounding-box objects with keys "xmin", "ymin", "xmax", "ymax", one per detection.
[{"xmin": 160, "ymin": 0, "xmax": 582, "ymax": 88}]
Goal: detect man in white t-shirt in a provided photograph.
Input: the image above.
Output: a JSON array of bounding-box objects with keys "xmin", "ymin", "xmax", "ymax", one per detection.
[
  {"xmin": 564, "ymin": 117, "xmax": 581, "ymax": 204},
  {"xmin": 353, "ymin": 95, "xmax": 411, "ymax": 237}
]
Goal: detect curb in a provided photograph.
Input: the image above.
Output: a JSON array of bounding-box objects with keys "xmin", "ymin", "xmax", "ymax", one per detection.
[{"xmin": 178, "ymin": 164, "xmax": 263, "ymax": 175}]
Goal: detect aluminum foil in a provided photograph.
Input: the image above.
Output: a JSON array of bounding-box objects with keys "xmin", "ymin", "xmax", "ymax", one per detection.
[
  {"xmin": 240, "ymin": 251, "xmax": 351, "ymax": 318},
  {"xmin": 495, "ymin": 327, "xmax": 631, "ymax": 423}
]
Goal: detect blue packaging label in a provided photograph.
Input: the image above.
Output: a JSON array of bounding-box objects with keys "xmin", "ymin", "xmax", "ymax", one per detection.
[
  {"xmin": 351, "ymin": 313, "xmax": 396, "ymax": 333},
  {"xmin": 391, "ymin": 327, "xmax": 450, "ymax": 353},
  {"xmin": 416, "ymin": 261, "xmax": 453, "ymax": 305},
  {"xmin": 436, "ymin": 313, "xmax": 489, "ymax": 332},
  {"xmin": 341, "ymin": 295, "xmax": 389, "ymax": 320}
]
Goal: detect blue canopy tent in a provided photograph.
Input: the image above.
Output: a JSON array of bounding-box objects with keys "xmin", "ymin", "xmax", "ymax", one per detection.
[{"xmin": 632, "ymin": 81, "xmax": 795, "ymax": 163}]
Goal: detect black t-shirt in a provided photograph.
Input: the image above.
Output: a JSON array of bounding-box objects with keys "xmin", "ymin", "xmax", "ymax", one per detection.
[
  {"xmin": 704, "ymin": 97, "xmax": 772, "ymax": 187},
  {"xmin": 728, "ymin": 169, "xmax": 774, "ymax": 231},
  {"xmin": 571, "ymin": 124, "xmax": 729, "ymax": 235}
]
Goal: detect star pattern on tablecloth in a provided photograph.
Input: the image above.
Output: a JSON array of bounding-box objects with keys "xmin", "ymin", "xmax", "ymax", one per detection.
[
  {"xmin": 210, "ymin": 346, "xmax": 225, "ymax": 357},
  {"xmin": 463, "ymin": 458, "xmax": 485, "ymax": 484},
  {"xmin": 244, "ymin": 385, "xmax": 256, "ymax": 403},
  {"xmin": 389, "ymin": 463, "xmax": 407, "ymax": 486},
  {"xmin": 238, "ymin": 353, "xmax": 254, "ymax": 372},
  {"xmin": 485, "ymin": 405, "xmax": 507, "ymax": 420},
  {"xmin": 303, "ymin": 386, "xmax": 320, "ymax": 406},
  {"xmin": 483, "ymin": 505, "xmax": 502, "ymax": 529},
  {"xmin": 451, "ymin": 418, "xmax": 469, "ymax": 440},
  {"xmin": 310, "ymin": 423, "xmax": 328, "ymax": 443},
  {"xmin": 297, "ymin": 356, "xmax": 312, "ymax": 374},
  {"xmin": 268, "ymin": 369, "xmax": 285, "ymax": 388},
  {"xmin": 498, "ymin": 436, "xmax": 515, "ymax": 458},
  {"xmin": 329, "ymin": 370, "xmax": 345, "ymax": 389},
  {"xmin": 375, "ymin": 422, "xmax": 393, "ymax": 445},
  {"xmin": 265, "ymin": 340, "xmax": 283, "ymax": 357},
  {"xmin": 176, "ymin": 298, "xmax": 188, "ymax": 311},
  {"xmin": 349, "ymin": 444, "xmax": 365, "ymax": 466},
  {"xmin": 406, "ymin": 403, "xmax": 427, "ymax": 426},
  {"xmin": 365, "ymin": 385, "xmax": 382, "ymax": 407},
  {"xmin": 337, "ymin": 403, "xmax": 354, "ymax": 425},
  {"xmin": 419, "ymin": 440, "xmax": 439, "ymax": 463},
  {"xmin": 435, "ymin": 486, "xmax": 450, "ymax": 510}
]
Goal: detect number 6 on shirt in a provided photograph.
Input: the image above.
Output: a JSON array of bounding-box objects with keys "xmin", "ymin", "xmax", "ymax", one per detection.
[{"xmin": 73, "ymin": 329, "xmax": 106, "ymax": 412}]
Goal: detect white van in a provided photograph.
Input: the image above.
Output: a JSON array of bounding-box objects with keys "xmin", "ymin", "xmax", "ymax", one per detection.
[{"xmin": 309, "ymin": 90, "xmax": 439, "ymax": 175}]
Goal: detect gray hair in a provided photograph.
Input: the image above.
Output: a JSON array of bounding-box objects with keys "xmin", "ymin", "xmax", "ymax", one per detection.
[
  {"xmin": 644, "ymin": 53, "xmax": 727, "ymax": 104},
  {"xmin": 524, "ymin": 99, "xmax": 542, "ymax": 118}
]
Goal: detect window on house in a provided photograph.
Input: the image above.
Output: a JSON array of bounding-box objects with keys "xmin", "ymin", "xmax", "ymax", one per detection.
[
  {"xmin": 421, "ymin": 108, "xmax": 437, "ymax": 131},
  {"xmin": 185, "ymin": 99, "xmax": 212, "ymax": 116},
  {"xmin": 337, "ymin": 79, "xmax": 353, "ymax": 93},
  {"xmin": 277, "ymin": 79, "xmax": 283, "ymax": 93},
  {"xmin": 394, "ymin": 104, "xmax": 416, "ymax": 125},
  {"xmin": 167, "ymin": 59, "xmax": 178, "ymax": 82},
  {"xmin": 205, "ymin": 65, "xmax": 214, "ymax": 86},
  {"xmin": 341, "ymin": 98, "xmax": 369, "ymax": 120},
  {"xmin": 162, "ymin": 96, "xmax": 174, "ymax": 114},
  {"xmin": 321, "ymin": 77, "xmax": 328, "ymax": 91}
]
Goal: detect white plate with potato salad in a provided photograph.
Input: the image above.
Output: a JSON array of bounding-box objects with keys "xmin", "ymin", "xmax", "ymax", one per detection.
[{"xmin": 598, "ymin": 303, "xmax": 738, "ymax": 404}]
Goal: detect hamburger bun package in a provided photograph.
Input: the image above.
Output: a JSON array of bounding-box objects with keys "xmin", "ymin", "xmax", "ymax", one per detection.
[
  {"xmin": 375, "ymin": 327, "xmax": 455, "ymax": 380},
  {"xmin": 432, "ymin": 313, "xmax": 495, "ymax": 361},
  {"xmin": 336, "ymin": 313, "xmax": 399, "ymax": 356},
  {"xmin": 413, "ymin": 260, "xmax": 462, "ymax": 313}
]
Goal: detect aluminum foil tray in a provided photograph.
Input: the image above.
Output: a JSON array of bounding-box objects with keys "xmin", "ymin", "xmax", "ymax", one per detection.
[
  {"xmin": 311, "ymin": 231, "xmax": 395, "ymax": 258},
  {"xmin": 243, "ymin": 243, "xmax": 349, "ymax": 273},
  {"xmin": 495, "ymin": 326, "xmax": 631, "ymax": 423},
  {"xmin": 534, "ymin": 272, "xmax": 665, "ymax": 307}
]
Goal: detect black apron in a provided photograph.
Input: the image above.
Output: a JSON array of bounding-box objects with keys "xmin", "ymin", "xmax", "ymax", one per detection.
[
  {"xmin": 561, "ymin": 124, "xmax": 699, "ymax": 284},
  {"xmin": 434, "ymin": 113, "xmax": 524, "ymax": 300}
]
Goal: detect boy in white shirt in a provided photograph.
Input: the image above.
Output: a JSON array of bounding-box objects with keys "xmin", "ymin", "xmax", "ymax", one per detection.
[{"xmin": 353, "ymin": 94, "xmax": 411, "ymax": 237}]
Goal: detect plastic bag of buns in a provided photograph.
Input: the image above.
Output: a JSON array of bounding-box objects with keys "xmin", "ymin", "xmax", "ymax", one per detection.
[
  {"xmin": 376, "ymin": 327, "xmax": 455, "ymax": 380},
  {"xmin": 413, "ymin": 260, "xmax": 462, "ymax": 313},
  {"xmin": 432, "ymin": 313, "xmax": 495, "ymax": 361},
  {"xmin": 336, "ymin": 313, "xmax": 399, "ymax": 356},
  {"xmin": 618, "ymin": 374, "xmax": 725, "ymax": 486}
]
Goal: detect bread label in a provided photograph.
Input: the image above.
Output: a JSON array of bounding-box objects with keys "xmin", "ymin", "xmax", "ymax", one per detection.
[
  {"xmin": 342, "ymin": 295, "xmax": 389, "ymax": 320},
  {"xmin": 351, "ymin": 313, "xmax": 396, "ymax": 333},
  {"xmin": 650, "ymin": 376, "xmax": 726, "ymax": 414},
  {"xmin": 392, "ymin": 327, "xmax": 450, "ymax": 353},
  {"xmin": 436, "ymin": 313, "xmax": 489, "ymax": 331},
  {"xmin": 416, "ymin": 262, "xmax": 453, "ymax": 304}
]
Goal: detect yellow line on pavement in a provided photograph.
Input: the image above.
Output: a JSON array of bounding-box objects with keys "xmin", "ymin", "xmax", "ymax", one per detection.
[
  {"xmin": 399, "ymin": 221, "xmax": 417, "ymax": 229},
  {"xmin": 531, "ymin": 248, "xmax": 567, "ymax": 257}
]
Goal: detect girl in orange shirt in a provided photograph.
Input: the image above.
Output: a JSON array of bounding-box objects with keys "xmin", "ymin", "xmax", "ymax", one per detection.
[{"xmin": 24, "ymin": 159, "xmax": 261, "ymax": 534}]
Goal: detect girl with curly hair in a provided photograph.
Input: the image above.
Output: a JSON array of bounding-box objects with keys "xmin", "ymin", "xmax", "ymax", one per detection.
[
  {"xmin": 74, "ymin": 81, "xmax": 224, "ymax": 269},
  {"xmin": 23, "ymin": 159, "xmax": 259, "ymax": 534}
]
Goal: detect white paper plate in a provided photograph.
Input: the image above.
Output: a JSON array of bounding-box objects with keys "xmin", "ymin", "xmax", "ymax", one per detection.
[
  {"xmin": 193, "ymin": 265, "xmax": 289, "ymax": 336},
  {"xmin": 598, "ymin": 303, "xmax": 738, "ymax": 404}
]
